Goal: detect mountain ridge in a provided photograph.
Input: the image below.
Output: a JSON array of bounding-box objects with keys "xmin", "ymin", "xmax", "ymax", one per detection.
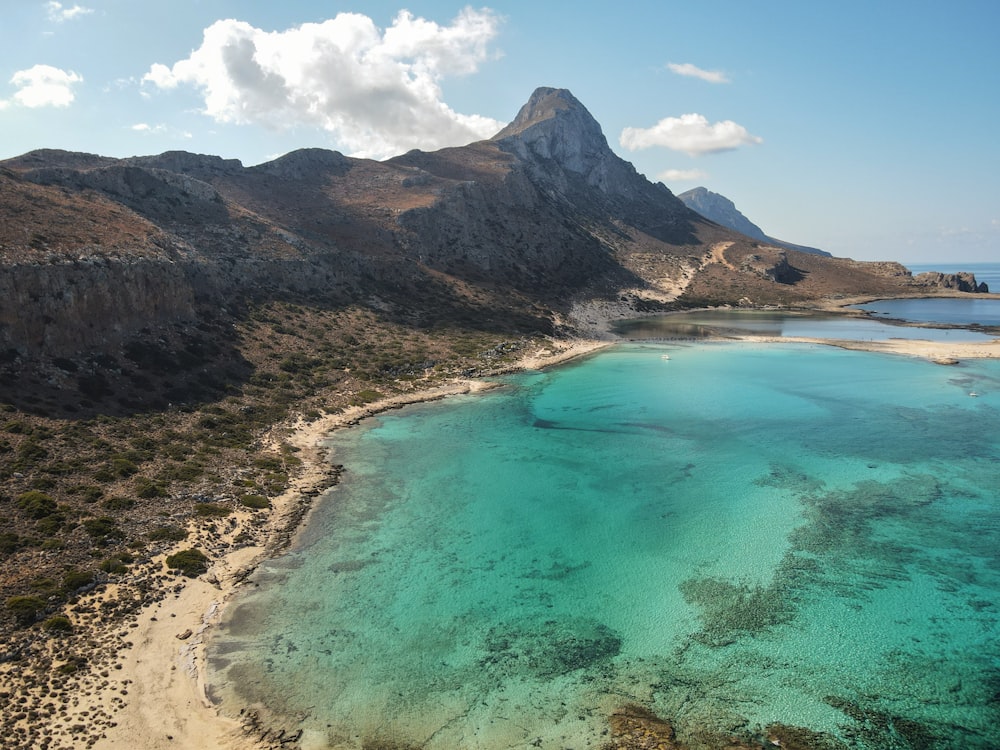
[
  {"xmin": 677, "ymin": 186, "xmax": 831, "ymax": 257},
  {"xmin": 0, "ymin": 86, "xmax": 979, "ymax": 370}
]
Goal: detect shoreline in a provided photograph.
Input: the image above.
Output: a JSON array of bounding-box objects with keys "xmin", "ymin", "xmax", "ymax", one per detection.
[
  {"xmin": 76, "ymin": 325, "xmax": 1000, "ymax": 749},
  {"xmin": 91, "ymin": 338, "xmax": 609, "ymax": 750}
]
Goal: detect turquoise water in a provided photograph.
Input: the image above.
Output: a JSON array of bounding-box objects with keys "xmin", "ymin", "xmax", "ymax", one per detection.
[{"xmin": 208, "ymin": 343, "xmax": 1000, "ymax": 749}]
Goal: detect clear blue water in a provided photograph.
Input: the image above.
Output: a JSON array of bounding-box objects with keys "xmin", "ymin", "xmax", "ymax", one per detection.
[
  {"xmin": 208, "ymin": 343, "xmax": 1000, "ymax": 749},
  {"xmin": 852, "ymin": 298, "xmax": 1000, "ymax": 327},
  {"xmin": 612, "ymin": 310, "xmax": 997, "ymax": 341}
]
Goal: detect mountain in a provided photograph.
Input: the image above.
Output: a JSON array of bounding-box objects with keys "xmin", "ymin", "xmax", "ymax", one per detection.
[
  {"xmin": 677, "ymin": 186, "xmax": 831, "ymax": 257},
  {"xmin": 0, "ymin": 87, "xmax": 954, "ymax": 384}
]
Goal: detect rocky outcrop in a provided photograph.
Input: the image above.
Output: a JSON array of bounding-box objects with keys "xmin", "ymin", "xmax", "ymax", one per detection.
[
  {"xmin": 740, "ymin": 250, "xmax": 795, "ymax": 283},
  {"xmin": 912, "ymin": 271, "xmax": 988, "ymax": 293}
]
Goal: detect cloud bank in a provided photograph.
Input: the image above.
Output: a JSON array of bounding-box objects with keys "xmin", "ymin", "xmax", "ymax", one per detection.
[
  {"xmin": 620, "ymin": 113, "xmax": 762, "ymax": 157},
  {"xmin": 667, "ymin": 62, "xmax": 729, "ymax": 84},
  {"xmin": 4, "ymin": 64, "xmax": 83, "ymax": 108},
  {"xmin": 144, "ymin": 8, "xmax": 506, "ymax": 159}
]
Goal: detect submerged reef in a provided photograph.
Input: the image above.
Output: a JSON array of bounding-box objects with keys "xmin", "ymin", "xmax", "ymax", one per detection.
[{"xmin": 479, "ymin": 616, "xmax": 622, "ymax": 679}]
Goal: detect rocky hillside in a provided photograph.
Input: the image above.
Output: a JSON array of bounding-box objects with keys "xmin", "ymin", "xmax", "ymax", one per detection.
[
  {"xmin": 2, "ymin": 87, "xmax": 961, "ymax": 369},
  {"xmin": 677, "ymin": 186, "xmax": 831, "ymax": 256}
]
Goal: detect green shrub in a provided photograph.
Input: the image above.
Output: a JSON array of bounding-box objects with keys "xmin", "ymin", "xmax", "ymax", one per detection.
[
  {"xmin": 148, "ymin": 525, "xmax": 187, "ymax": 542},
  {"xmin": 134, "ymin": 476, "xmax": 167, "ymax": 499},
  {"xmin": 3, "ymin": 419, "xmax": 28, "ymax": 434},
  {"xmin": 0, "ymin": 532, "xmax": 25, "ymax": 555},
  {"xmin": 43, "ymin": 615, "xmax": 73, "ymax": 633},
  {"xmin": 109, "ymin": 457, "xmax": 139, "ymax": 477},
  {"xmin": 165, "ymin": 548, "xmax": 209, "ymax": 578},
  {"xmin": 17, "ymin": 491, "xmax": 57, "ymax": 519},
  {"xmin": 29, "ymin": 577, "xmax": 60, "ymax": 594},
  {"xmin": 157, "ymin": 462, "xmax": 203, "ymax": 482},
  {"xmin": 102, "ymin": 496, "xmax": 135, "ymax": 511},
  {"xmin": 6, "ymin": 595, "xmax": 46, "ymax": 626},
  {"xmin": 16, "ymin": 440, "xmax": 49, "ymax": 464},
  {"xmin": 351, "ymin": 389, "xmax": 384, "ymax": 405},
  {"xmin": 62, "ymin": 569, "xmax": 95, "ymax": 593},
  {"xmin": 238, "ymin": 494, "xmax": 270, "ymax": 510},
  {"xmin": 56, "ymin": 658, "xmax": 85, "ymax": 675},
  {"xmin": 100, "ymin": 553, "xmax": 133, "ymax": 574},
  {"xmin": 253, "ymin": 455, "xmax": 284, "ymax": 471},
  {"xmin": 81, "ymin": 517, "xmax": 124, "ymax": 544},
  {"xmin": 193, "ymin": 502, "xmax": 231, "ymax": 518},
  {"xmin": 67, "ymin": 484, "xmax": 104, "ymax": 503}
]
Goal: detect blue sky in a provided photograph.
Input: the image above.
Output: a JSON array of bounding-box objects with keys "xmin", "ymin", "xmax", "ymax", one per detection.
[{"xmin": 2, "ymin": 1, "xmax": 998, "ymax": 264}]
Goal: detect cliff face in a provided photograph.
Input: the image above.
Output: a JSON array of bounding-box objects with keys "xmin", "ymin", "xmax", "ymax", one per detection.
[
  {"xmin": 0, "ymin": 255, "xmax": 195, "ymax": 356},
  {"xmin": 0, "ymin": 87, "xmax": 984, "ymax": 369}
]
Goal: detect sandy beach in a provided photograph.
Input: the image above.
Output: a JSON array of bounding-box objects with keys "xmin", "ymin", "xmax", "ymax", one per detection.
[
  {"xmin": 30, "ymin": 329, "xmax": 997, "ymax": 750},
  {"xmin": 81, "ymin": 338, "xmax": 608, "ymax": 750}
]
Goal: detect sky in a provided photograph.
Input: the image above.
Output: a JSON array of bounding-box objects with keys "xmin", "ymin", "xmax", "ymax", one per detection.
[{"xmin": 2, "ymin": 1, "xmax": 998, "ymax": 264}]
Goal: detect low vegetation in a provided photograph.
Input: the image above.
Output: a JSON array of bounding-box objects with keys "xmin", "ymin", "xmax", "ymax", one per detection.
[{"xmin": 0, "ymin": 300, "xmax": 540, "ymax": 636}]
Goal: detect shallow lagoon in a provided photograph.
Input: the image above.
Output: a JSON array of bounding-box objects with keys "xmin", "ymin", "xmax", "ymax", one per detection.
[{"xmin": 208, "ymin": 340, "xmax": 1000, "ymax": 749}]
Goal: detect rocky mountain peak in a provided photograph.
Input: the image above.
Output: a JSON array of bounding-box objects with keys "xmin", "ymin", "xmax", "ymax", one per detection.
[
  {"xmin": 493, "ymin": 87, "xmax": 600, "ymax": 140},
  {"xmin": 491, "ymin": 87, "xmax": 618, "ymax": 188}
]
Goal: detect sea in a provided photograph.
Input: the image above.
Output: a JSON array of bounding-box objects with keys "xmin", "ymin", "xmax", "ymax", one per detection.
[{"xmin": 206, "ymin": 266, "xmax": 1000, "ymax": 750}]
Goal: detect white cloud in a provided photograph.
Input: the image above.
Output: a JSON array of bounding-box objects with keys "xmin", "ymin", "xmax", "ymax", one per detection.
[
  {"xmin": 620, "ymin": 113, "xmax": 762, "ymax": 157},
  {"xmin": 658, "ymin": 168, "xmax": 708, "ymax": 182},
  {"xmin": 667, "ymin": 62, "xmax": 729, "ymax": 84},
  {"xmin": 7, "ymin": 64, "xmax": 83, "ymax": 108},
  {"xmin": 130, "ymin": 122, "xmax": 193, "ymax": 140},
  {"xmin": 143, "ymin": 8, "xmax": 505, "ymax": 159},
  {"xmin": 46, "ymin": 1, "xmax": 94, "ymax": 22}
]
